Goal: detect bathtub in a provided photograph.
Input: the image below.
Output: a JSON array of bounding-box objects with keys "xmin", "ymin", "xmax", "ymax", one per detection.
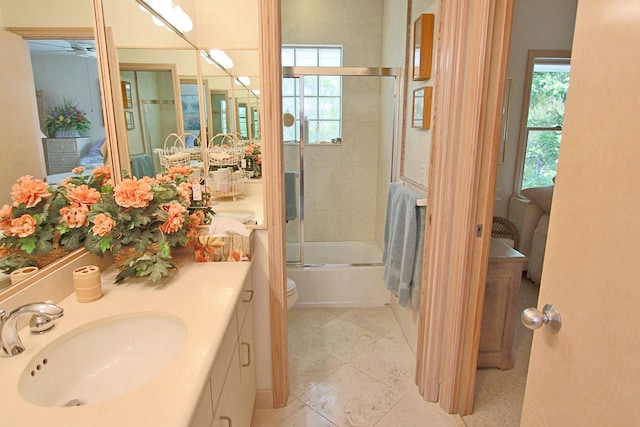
[{"xmin": 286, "ymin": 241, "xmax": 390, "ymax": 307}]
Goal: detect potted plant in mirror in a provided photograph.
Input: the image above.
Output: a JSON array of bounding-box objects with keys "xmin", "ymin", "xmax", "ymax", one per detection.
[
  {"xmin": 0, "ymin": 166, "xmax": 111, "ymax": 274},
  {"xmin": 45, "ymin": 97, "xmax": 91, "ymax": 138},
  {"xmin": 84, "ymin": 165, "xmax": 213, "ymax": 283}
]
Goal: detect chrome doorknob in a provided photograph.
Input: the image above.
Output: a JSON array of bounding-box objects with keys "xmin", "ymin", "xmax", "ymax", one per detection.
[{"xmin": 521, "ymin": 304, "xmax": 562, "ymax": 333}]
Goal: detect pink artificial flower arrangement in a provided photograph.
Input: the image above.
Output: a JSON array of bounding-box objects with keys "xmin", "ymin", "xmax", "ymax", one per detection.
[
  {"xmin": 84, "ymin": 165, "xmax": 212, "ymax": 282},
  {"xmin": 0, "ymin": 167, "xmax": 112, "ymax": 273}
]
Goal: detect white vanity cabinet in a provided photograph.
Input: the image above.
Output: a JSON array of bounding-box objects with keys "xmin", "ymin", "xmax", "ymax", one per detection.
[{"xmin": 191, "ymin": 276, "xmax": 256, "ymax": 427}]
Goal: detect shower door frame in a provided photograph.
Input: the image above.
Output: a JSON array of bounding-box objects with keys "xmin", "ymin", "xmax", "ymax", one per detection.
[{"xmin": 283, "ymin": 66, "xmax": 402, "ymax": 267}]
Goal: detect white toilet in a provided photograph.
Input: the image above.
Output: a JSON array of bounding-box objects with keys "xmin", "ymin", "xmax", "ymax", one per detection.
[{"xmin": 286, "ymin": 278, "xmax": 298, "ymax": 309}]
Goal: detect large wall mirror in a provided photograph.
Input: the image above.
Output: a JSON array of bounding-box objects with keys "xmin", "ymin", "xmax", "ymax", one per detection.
[
  {"xmin": 0, "ymin": 0, "xmax": 263, "ymax": 298},
  {"xmin": 102, "ymin": 0, "xmax": 264, "ymax": 222},
  {"xmin": 0, "ymin": 0, "xmax": 110, "ymax": 295}
]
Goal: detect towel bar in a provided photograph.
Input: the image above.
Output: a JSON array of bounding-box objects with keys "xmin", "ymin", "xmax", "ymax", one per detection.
[{"xmin": 395, "ymin": 180, "xmax": 426, "ymax": 206}]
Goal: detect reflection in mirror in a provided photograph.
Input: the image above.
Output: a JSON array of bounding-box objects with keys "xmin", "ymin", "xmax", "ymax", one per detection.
[
  {"xmin": 0, "ymin": 0, "xmax": 111, "ymax": 296},
  {"xmin": 102, "ymin": 0, "xmax": 198, "ymax": 178},
  {"xmin": 102, "ymin": 0, "xmax": 264, "ymax": 223}
]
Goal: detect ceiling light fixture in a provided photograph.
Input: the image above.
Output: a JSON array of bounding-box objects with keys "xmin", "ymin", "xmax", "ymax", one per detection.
[
  {"xmin": 235, "ymin": 76, "xmax": 251, "ymax": 86},
  {"xmin": 209, "ymin": 50, "xmax": 233, "ymax": 70},
  {"xmin": 142, "ymin": 0, "xmax": 193, "ymax": 34}
]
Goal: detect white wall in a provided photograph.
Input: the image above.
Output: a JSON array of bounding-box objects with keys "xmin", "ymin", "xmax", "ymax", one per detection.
[
  {"xmin": 31, "ymin": 53, "xmax": 104, "ymax": 144},
  {"xmin": 494, "ymin": 0, "xmax": 577, "ymax": 217}
]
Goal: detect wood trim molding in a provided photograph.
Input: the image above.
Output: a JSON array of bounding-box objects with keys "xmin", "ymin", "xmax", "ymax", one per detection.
[
  {"xmin": 258, "ymin": 0, "xmax": 289, "ymax": 408},
  {"xmin": 93, "ymin": 1, "xmax": 123, "ymax": 182},
  {"xmin": 416, "ymin": 0, "xmax": 514, "ymax": 415},
  {"xmin": 6, "ymin": 27, "xmax": 94, "ymax": 39},
  {"xmin": 457, "ymin": 0, "xmax": 515, "ymax": 414}
]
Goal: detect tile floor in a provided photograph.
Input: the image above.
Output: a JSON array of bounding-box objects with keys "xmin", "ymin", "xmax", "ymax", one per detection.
[
  {"xmin": 251, "ymin": 306, "xmax": 458, "ymax": 427},
  {"xmin": 251, "ymin": 277, "xmax": 538, "ymax": 427}
]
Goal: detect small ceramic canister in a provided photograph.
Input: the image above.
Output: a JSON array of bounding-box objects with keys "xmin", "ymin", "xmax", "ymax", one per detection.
[
  {"xmin": 72, "ymin": 265, "xmax": 102, "ymax": 303},
  {"xmin": 10, "ymin": 266, "xmax": 39, "ymax": 285}
]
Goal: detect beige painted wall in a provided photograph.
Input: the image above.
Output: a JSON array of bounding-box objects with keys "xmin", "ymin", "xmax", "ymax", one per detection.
[
  {"xmin": 494, "ymin": 0, "xmax": 577, "ymax": 217},
  {"xmin": 402, "ymin": 0, "xmax": 438, "ymax": 186},
  {"xmin": 376, "ymin": 0, "xmax": 410, "ymax": 248}
]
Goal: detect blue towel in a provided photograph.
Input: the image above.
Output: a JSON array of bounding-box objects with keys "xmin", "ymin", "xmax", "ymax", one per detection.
[
  {"xmin": 411, "ymin": 205, "xmax": 426, "ymax": 309},
  {"xmin": 130, "ymin": 154, "xmax": 154, "ymax": 178},
  {"xmin": 285, "ymin": 172, "xmax": 297, "ymax": 221},
  {"xmin": 383, "ymin": 183, "xmax": 424, "ymax": 307}
]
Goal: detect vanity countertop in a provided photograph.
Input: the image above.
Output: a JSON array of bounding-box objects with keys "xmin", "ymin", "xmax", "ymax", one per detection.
[{"xmin": 1, "ymin": 251, "xmax": 251, "ymax": 426}]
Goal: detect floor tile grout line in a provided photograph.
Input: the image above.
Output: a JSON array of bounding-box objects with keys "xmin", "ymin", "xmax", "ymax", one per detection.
[{"xmin": 287, "ymin": 307, "xmax": 416, "ymax": 426}]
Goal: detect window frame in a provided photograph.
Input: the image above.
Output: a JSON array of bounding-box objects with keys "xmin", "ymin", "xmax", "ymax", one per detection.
[
  {"xmin": 513, "ymin": 50, "xmax": 571, "ymax": 195},
  {"xmin": 282, "ymin": 45, "xmax": 343, "ymax": 144}
]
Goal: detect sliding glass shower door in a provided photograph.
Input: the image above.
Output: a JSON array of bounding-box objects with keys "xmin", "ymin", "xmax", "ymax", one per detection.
[{"xmin": 283, "ymin": 69, "xmax": 399, "ymax": 266}]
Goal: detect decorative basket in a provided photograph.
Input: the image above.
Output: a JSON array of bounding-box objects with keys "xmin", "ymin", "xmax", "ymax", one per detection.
[
  {"xmin": 54, "ymin": 129, "xmax": 81, "ymax": 138},
  {"xmin": 112, "ymin": 243, "xmax": 162, "ymax": 269},
  {"xmin": 154, "ymin": 134, "xmax": 192, "ymax": 170},
  {"xmin": 207, "ymin": 171, "xmax": 246, "ymax": 199},
  {"xmin": 207, "ymin": 133, "xmax": 245, "ymax": 168},
  {"xmin": 25, "ymin": 247, "xmax": 70, "ymax": 269}
]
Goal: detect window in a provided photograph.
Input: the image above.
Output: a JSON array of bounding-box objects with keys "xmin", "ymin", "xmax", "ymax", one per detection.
[
  {"xmin": 282, "ymin": 45, "xmax": 342, "ymax": 143},
  {"xmin": 517, "ymin": 52, "xmax": 571, "ymax": 191}
]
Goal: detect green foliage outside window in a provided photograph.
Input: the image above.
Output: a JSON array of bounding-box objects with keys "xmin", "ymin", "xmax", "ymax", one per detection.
[{"xmin": 522, "ymin": 70, "xmax": 569, "ymax": 189}]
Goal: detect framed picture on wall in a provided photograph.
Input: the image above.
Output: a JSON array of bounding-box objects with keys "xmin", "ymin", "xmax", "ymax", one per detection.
[
  {"xmin": 412, "ymin": 86, "xmax": 433, "ymax": 129},
  {"xmin": 125, "ymin": 111, "xmax": 135, "ymax": 130},
  {"xmin": 413, "ymin": 13, "xmax": 435, "ymax": 81},
  {"xmin": 121, "ymin": 81, "xmax": 133, "ymax": 108}
]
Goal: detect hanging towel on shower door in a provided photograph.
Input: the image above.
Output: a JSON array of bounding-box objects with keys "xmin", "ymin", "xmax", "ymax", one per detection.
[
  {"xmin": 383, "ymin": 183, "xmax": 420, "ymax": 307},
  {"xmin": 284, "ymin": 172, "xmax": 297, "ymax": 221}
]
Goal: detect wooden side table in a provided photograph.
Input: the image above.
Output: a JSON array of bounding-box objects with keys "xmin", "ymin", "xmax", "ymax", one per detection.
[{"xmin": 477, "ymin": 239, "xmax": 528, "ymax": 370}]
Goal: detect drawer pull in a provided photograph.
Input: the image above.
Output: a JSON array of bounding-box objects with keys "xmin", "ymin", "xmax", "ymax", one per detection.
[
  {"xmin": 242, "ymin": 289, "xmax": 254, "ymax": 303},
  {"xmin": 220, "ymin": 415, "xmax": 232, "ymax": 426},
  {"xmin": 241, "ymin": 342, "xmax": 251, "ymax": 367}
]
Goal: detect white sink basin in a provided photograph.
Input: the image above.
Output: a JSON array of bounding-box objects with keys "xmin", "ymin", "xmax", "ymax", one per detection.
[{"xmin": 18, "ymin": 313, "xmax": 187, "ymax": 407}]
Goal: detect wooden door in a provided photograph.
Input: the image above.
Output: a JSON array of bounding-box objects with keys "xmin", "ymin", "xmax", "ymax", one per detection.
[{"xmin": 521, "ymin": 0, "xmax": 640, "ymax": 424}]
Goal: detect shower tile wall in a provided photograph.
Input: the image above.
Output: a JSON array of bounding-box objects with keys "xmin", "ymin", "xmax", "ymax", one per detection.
[
  {"xmin": 282, "ymin": 0, "xmax": 384, "ymax": 244},
  {"xmin": 284, "ymin": 78, "xmax": 382, "ymax": 243}
]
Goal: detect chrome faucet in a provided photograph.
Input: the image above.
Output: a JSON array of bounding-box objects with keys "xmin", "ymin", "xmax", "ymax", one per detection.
[{"xmin": 0, "ymin": 302, "xmax": 63, "ymax": 357}]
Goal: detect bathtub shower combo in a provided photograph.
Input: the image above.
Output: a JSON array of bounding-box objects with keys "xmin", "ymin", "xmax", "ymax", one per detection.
[{"xmin": 283, "ymin": 68, "xmax": 400, "ymax": 307}]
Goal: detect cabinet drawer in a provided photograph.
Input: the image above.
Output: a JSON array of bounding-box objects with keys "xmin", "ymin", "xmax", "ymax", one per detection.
[
  {"xmin": 46, "ymin": 140, "xmax": 77, "ymax": 153},
  {"xmin": 49, "ymin": 153, "xmax": 79, "ymax": 167}
]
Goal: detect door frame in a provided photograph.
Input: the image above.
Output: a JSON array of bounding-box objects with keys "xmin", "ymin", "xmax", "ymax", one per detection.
[
  {"xmin": 414, "ymin": 0, "xmax": 514, "ymax": 414},
  {"xmin": 259, "ymin": 0, "xmax": 516, "ymax": 413}
]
